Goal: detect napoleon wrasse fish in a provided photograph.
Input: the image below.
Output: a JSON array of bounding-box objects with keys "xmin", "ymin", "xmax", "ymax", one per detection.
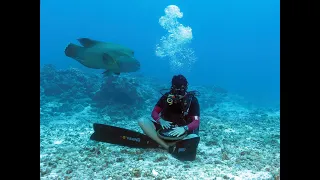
[{"xmin": 64, "ymin": 38, "xmax": 140, "ymax": 76}]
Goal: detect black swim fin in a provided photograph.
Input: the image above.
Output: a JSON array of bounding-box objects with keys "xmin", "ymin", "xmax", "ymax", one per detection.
[
  {"xmin": 168, "ymin": 137, "xmax": 200, "ymax": 161},
  {"xmin": 90, "ymin": 123, "xmax": 159, "ymax": 148}
]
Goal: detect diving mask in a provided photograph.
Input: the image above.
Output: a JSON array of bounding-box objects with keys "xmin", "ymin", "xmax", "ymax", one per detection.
[{"xmin": 167, "ymin": 85, "xmax": 187, "ymax": 105}]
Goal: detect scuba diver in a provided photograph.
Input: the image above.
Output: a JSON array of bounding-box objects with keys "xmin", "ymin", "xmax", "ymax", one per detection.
[
  {"xmin": 90, "ymin": 74, "xmax": 200, "ymax": 161},
  {"xmin": 138, "ymin": 74, "xmax": 200, "ymax": 151}
]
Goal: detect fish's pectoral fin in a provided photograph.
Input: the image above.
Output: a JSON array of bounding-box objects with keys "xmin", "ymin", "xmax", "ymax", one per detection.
[
  {"xmin": 103, "ymin": 53, "xmax": 120, "ymax": 68},
  {"xmin": 77, "ymin": 38, "xmax": 100, "ymax": 48},
  {"xmin": 102, "ymin": 53, "xmax": 114, "ymax": 65}
]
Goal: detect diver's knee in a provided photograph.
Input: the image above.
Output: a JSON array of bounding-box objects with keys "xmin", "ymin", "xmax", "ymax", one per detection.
[
  {"xmin": 138, "ymin": 118, "xmax": 152, "ymax": 127},
  {"xmin": 138, "ymin": 118, "xmax": 145, "ymax": 126}
]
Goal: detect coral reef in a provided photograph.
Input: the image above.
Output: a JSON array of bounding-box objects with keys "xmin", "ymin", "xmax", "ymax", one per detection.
[{"xmin": 40, "ymin": 65, "xmax": 163, "ymax": 120}]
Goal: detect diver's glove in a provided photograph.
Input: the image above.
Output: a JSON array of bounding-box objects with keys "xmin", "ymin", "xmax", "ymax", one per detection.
[
  {"xmin": 159, "ymin": 119, "xmax": 172, "ymax": 129},
  {"xmin": 168, "ymin": 127, "xmax": 186, "ymax": 137}
]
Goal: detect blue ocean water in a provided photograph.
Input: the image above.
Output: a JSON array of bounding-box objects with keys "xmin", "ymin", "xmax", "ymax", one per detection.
[
  {"xmin": 40, "ymin": 1, "xmax": 280, "ymax": 179},
  {"xmin": 40, "ymin": 0, "xmax": 279, "ymax": 107}
]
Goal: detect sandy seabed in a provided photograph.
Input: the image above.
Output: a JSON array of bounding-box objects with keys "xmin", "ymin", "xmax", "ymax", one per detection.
[{"xmin": 40, "ymin": 101, "xmax": 280, "ymax": 180}]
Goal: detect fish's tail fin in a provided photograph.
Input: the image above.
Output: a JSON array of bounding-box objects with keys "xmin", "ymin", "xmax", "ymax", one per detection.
[{"xmin": 64, "ymin": 43, "xmax": 85, "ymax": 58}]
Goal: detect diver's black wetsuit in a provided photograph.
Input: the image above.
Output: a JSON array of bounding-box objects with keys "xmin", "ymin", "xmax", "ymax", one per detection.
[{"xmin": 151, "ymin": 93, "xmax": 200, "ymax": 135}]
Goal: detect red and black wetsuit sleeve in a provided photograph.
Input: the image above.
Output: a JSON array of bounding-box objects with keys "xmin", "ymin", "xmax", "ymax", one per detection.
[
  {"xmin": 186, "ymin": 97, "xmax": 200, "ymax": 131},
  {"xmin": 151, "ymin": 95, "xmax": 167, "ymax": 123}
]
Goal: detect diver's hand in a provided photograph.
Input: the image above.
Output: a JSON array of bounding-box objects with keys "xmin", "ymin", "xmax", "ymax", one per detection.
[
  {"xmin": 159, "ymin": 119, "xmax": 172, "ymax": 129},
  {"xmin": 168, "ymin": 127, "xmax": 186, "ymax": 137}
]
